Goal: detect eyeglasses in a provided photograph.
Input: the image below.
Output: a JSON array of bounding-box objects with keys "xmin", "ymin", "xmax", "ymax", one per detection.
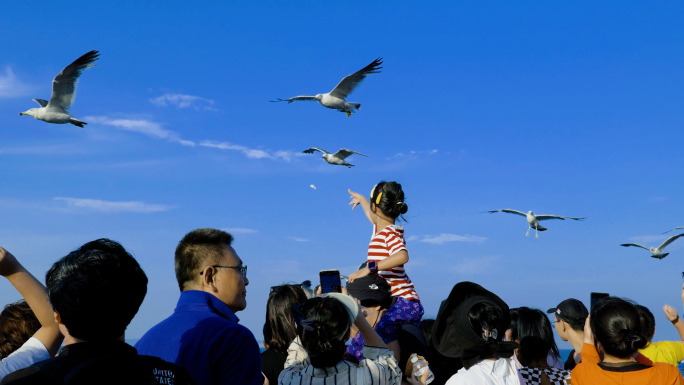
[{"xmin": 200, "ymin": 265, "xmax": 247, "ymax": 278}]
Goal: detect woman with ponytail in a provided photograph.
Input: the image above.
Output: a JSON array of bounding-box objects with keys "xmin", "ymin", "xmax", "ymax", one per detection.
[
  {"xmin": 278, "ymin": 290, "xmax": 409, "ymax": 385},
  {"xmin": 347, "ymin": 182, "xmax": 424, "ymax": 360},
  {"xmin": 571, "ymin": 297, "xmax": 683, "ymax": 384}
]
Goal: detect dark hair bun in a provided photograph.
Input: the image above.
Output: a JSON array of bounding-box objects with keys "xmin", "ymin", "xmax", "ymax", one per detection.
[
  {"xmin": 374, "ymin": 181, "xmax": 408, "ymax": 220},
  {"xmin": 591, "ymin": 297, "xmax": 648, "ymax": 358}
]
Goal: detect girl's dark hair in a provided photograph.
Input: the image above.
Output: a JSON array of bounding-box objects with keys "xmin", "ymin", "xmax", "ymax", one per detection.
[
  {"xmin": 468, "ymin": 301, "xmax": 504, "ymax": 338},
  {"xmin": 634, "ymin": 305, "xmax": 656, "ymax": 340},
  {"xmin": 0, "ymin": 300, "xmax": 41, "ymax": 359},
  {"xmin": 263, "ymin": 284, "xmax": 308, "ymax": 353},
  {"xmin": 516, "ymin": 308, "xmax": 560, "ymax": 361},
  {"xmin": 518, "ymin": 336, "xmax": 552, "ymax": 367},
  {"xmin": 591, "ymin": 297, "xmax": 648, "ymax": 358},
  {"xmin": 370, "ymin": 181, "xmax": 408, "ymax": 221},
  {"xmin": 297, "ymin": 296, "xmax": 352, "ymax": 368},
  {"xmin": 507, "ymin": 307, "xmax": 526, "ymax": 342}
]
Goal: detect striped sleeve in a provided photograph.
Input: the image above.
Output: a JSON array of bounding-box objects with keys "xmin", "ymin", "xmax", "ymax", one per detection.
[{"xmin": 384, "ymin": 229, "xmax": 407, "ymax": 256}]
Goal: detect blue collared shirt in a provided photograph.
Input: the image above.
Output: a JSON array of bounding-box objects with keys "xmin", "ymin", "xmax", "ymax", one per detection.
[{"xmin": 135, "ymin": 290, "xmax": 262, "ymax": 385}]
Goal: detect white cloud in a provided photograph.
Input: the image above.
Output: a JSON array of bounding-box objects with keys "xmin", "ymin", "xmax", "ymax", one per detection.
[
  {"xmin": 388, "ymin": 149, "xmax": 439, "ymax": 159},
  {"xmin": 418, "ymin": 233, "xmax": 487, "ymax": 245},
  {"xmin": 150, "ymin": 93, "xmax": 216, "ymax": 111},
  {"xmin": 0, "ymin": 67, "xmax": 32, "ymax": 98},
  {"xmin": 628, "ymin": 235, "xmax": 669, "ymax": 245},
  {"xmin": 54, "ymin": 197, "xmax": 174, "ymax": 213},
  {"xmin": 84, "ymin": 116, "xmax": 196, "ymax": 146},
  {"xmin": 288, "ymin": 237, "xmax": 309, "ymax": 242},
  {"xmin": 223, "ymin": 227, "xmax": 259, "ymax": 234},
  {"xmin": 199, "ymin": 140, "xmax": 296, "ymax": 161}
]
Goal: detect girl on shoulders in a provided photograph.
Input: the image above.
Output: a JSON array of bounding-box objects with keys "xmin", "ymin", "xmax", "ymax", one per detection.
[{"xmin": 347, "ymin": 182, "xmax": 424, "ymax": 358}]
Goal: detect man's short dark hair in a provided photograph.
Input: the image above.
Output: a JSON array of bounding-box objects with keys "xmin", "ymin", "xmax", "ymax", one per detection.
[
  {"xmin": 635, "ymin": 304, "xmax": 656, "ymax": 340},
  {"xmin": 175, "ymin": 228, "xmax": 233, "ymax": 291},
  {"xmin": 46, "ymin": 238, "xmax": 147, "ymax": 341}
]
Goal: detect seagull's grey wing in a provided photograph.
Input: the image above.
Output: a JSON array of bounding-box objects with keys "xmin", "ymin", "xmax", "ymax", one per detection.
[
  {"xmin": 302, "ymin": 147, "xmax": 329, "ymax": 155},
  {"xmin": 271, "ymin": 96, "xmax": 317, "ymax": 103},
  {"xmin": 536, "ymin": 215, "xmax": 585, "ymax": 221},
  {"xmin": 32, "ymin": 99, "xmax": 49, "ymax": 107},
  {"xmin": 659, "ymin": 233, "xmax": 684, "ymax": 250},
  {"xmin": 333, "ymin": 148, "xmax": 369, "ymax": 160},
  {"xmin": 620, "ymin": 243, "xmax": 650, "ymax": 250},
  {"xmin": 487, "ymin": 209, "xmax": 527, "ymax": 217},
  {"xmin": 48, "ymin": 50, "xmax": 99, "ymax": 111},
  {"xmin": 329, "ymin": 57, "xmax": 383, "ymax": 99},
  {"xmin": 663, "ymin": 226, "xmax": 684, "ymax": 234}
]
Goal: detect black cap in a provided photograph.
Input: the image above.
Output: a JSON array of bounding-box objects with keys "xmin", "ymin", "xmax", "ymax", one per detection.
[
  {"xmin": 346, "ymin": 274, "xmax": 392, "ymax": 308},
  {"xmin": 547, "ymin": 298, "xmax": 588, "ymax": 326}
]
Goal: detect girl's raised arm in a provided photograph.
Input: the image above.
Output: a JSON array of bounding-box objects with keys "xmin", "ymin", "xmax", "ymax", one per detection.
[{"xmin": 349, "ymin": 189, "xmax": 373, "ymax": 224}]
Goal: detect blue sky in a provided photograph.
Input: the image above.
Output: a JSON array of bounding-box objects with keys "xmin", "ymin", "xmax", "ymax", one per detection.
[{"xmin": 1, "ymin": 2, "xmax": 684, "ymax": 349}]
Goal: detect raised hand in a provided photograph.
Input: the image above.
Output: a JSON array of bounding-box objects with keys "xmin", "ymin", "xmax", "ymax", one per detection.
[
  {"xmin": 664, "ymin": 305, "xmax": 679, "ymax": 322},
  {"xmin": 0, "ymin": 246, "xmax": 22, "ymax": 277},
  {"xmin": 348, "ymin": 189, "xmax": 367, "ymax": 210}
]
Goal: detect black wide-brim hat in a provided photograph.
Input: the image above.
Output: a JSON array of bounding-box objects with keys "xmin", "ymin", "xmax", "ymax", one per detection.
[{"xmin": 432, "ymin": 281, "xmax": 512, "ymax": 358}]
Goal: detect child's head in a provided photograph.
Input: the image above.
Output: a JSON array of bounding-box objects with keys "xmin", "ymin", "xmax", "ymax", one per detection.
[
  {"xmin": 590, "ymin": 297, "xmax": 647, "ymax": 358},
  {"xmin": 369, "ymin": 181, "xmax": 408, "ymax": 221},
  {"xmin": 518, "ymin": 336, "xmax": 551, "ymax": 367},
  {"xmin": 297, "ymin": 296, "xmax": 352, "ymax": 368},
  {"xmin": 0, "ymin": 300, "xmax": 41, "ymax": 359}
]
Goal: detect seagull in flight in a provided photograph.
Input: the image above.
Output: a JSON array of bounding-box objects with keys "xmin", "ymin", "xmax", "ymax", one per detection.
[
  {"xmin": 621, "ymin": 233, "xmax": 684, "ymax": 259},
  {"xmin": 487, "ymin": 209, "xmax": 586, "ymax": 238},
  {"xmin": 272, "ymin": 58, "xmax": 383, "ymax": 117},
  {"xmin": 663, "ymin": 227, "xmax": 684, "ymax": 234},
  {"xmin": 303, "ymin": 148, "xmax": 368, "ymax": 168},
  {"xmin": 19, "ymin": 50, "xmax": 99, "ymax": 127}
]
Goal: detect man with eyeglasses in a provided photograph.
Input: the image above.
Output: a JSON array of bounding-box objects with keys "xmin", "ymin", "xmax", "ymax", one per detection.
[
  {"xmin": 546, "ymin": 298, "xmax": 588, "ymax": 370},
  {"xmin": 136, "ymin": 228, "xmax": 263, "ymax": 385}
]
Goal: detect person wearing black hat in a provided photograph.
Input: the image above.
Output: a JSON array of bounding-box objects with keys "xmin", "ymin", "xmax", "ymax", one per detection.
[
  {"xmin": 431, "ymin": 282, "xmax": 520, "ymax": 385},
  {"xmin": 346, "ymin": 273, "xmax": 425, "ymax": 370},
  {"xmin": 546, "ymin": 299, "xmax": 588, "ymax": 370}
]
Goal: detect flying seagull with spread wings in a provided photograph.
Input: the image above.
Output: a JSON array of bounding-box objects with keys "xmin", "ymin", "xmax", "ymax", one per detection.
[
  {"xmin": 621, "ymin": 233, "xmax": 684, "ymax": 259},
  {"xmin": 19, "ymin": 50, "xmax": 99, "ymax": 127},
  {"xmin": 272, "ymin": 58, "xmax": 383, "ymax": 117},
  {"xmin": 486, "ymin": 209, "xmax": 586, "ymax": 238},
  {"xmin": 303, "ymin": 147, "xmax": 368, "ymax": 168},
  {"xmin": 663, "ymin": 226, "xmax": 684, "ymax": 234}
]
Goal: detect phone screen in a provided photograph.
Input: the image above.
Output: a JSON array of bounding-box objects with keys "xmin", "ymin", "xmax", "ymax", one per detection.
[
  {"xmin": 590, "ymin": 292, "xmax": 609, "ymax": 310},
  {"xmin": 320, "ymin": 270, "xmax": 342, "ymax": 294}
]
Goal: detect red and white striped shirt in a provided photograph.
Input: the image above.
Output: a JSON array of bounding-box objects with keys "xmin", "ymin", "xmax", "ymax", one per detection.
[{"xmin": 367, "ymin": 225, "xmax": 420, "ymax": 302}]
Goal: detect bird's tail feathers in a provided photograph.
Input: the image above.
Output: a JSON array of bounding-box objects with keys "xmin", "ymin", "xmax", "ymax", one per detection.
[
  {"xmin": 659, "ymin": 253, "xmax": 669, "ymax": 260},
  {"xmin": 536, "ymin": 225, "xmax": 548, "ymax": 231},
  {"xmin": 69, "ymin": 118, "xmax": 87, "ymax": 128}
]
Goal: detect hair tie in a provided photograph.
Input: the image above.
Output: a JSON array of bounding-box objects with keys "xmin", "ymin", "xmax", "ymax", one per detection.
[
  {"xmin": 396, "ymin": 201, "xmax": 403, "ymax": 205},
  {"xmin": 299, "ymin": 319, "xmax": 315, "ymax": 331},
  {"xmin": 481, "ymin": 327, "xmax": 498, "ymax": 341}
]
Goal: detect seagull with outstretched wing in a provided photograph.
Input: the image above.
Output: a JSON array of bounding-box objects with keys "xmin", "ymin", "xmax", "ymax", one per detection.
[
  {"xmin": 486, "ymin": 209, "xmax": 586, "ymax": 238},
  {"xmin": 272, "ymin": 58, "xmax": 382, "ymax": 117},
  {"xmin": 19, "ymin": 50, "xmax": 99, "ymax": 127},
  {"xmin": 621, "ymin": 233, "xmax": 684, "ymax": 259},
  {"xmin": 303, "ymin": 147, "xmax": 368, "ymax": 168},
  {"xmin": 663, "ymin": 226, "xmax": 684, "ymax": 234}
]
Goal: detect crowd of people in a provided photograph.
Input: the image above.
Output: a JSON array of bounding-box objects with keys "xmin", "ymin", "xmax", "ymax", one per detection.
[{"xmin": 0, "ymin": 181, "xmax": 683, "ymax": 384}]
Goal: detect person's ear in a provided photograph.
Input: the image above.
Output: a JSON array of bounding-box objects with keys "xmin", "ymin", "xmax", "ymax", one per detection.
[
  {"xmin": 201, "ymin": 266, "xmax": 218, "ymax": 290},
  {"xmin": 54, "ymin": 311, "xmax": 63, "ymax": 325}
]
